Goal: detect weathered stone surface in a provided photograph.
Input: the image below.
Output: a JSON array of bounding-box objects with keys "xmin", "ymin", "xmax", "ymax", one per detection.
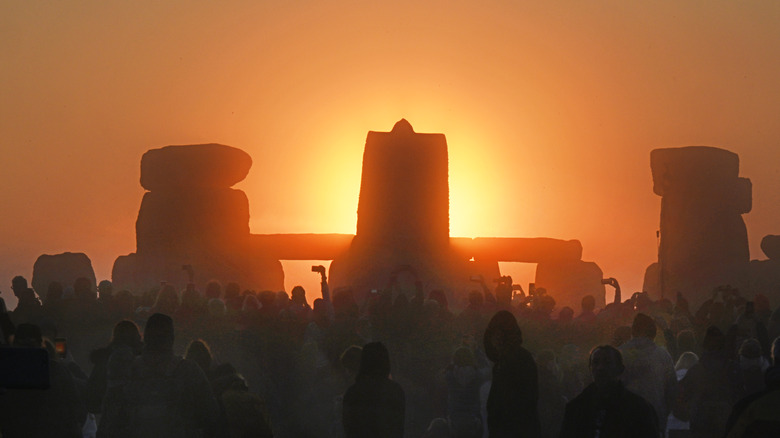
[
  {"xmin": 535, "ymin": 260, "xmax": 605, "ymax": 310},
  {"xmin": 140, "ymin": 144, "xmax": 252, "ymax": 191},
  {"xmin": 32, "ymin": 252, "xmax": 96, "ymax": 295},
  {"xmin": 356, "ymin": 119, "xmax": 450, "ymax": 250},
  {"xmin": 329, "ymin": 120, "xmax": 600, "ymax": 306},
  {"xmin": 114, "ymin": 143, "xmax": 283, "ymax": 294},
  {"xmin": 761, "ymin": 235, "xmax": 780, "ymax": 260},
  {"xmin": 647, "ymin": 146, "xmax": 751, "ymax": 305},
  {"xmin": 135, "ymin": 188, "xmax": 250, "ymax": 256}
]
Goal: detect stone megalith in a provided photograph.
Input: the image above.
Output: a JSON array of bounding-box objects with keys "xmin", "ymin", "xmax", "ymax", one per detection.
[
  {"xmin": 328, "ymin": 120, "xmax": 465, "ymax": 302},
  {"xmin": 112, "ymin": 144, "xmax": 284, "ymax": 293},
  {"xmin": 32, "ymin": 252, "xmax": 96, "ymax": 296},
  {"xmin": 749, "ymin": 235, "xmax": 780, "ymax": 301},
  {"xmin": 644, "ymin": 146, "xmax": 751, "ymax": 305}
]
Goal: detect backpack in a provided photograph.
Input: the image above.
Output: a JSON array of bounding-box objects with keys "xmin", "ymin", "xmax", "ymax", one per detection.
[{"xmin": 124, "ymin": 356, "xmax": 188, "ymax": 438}]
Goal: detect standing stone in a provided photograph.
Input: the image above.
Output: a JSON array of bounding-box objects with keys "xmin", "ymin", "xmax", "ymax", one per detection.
[
  {"xmin": 32, "ymin": 252, "xmax": 96, "ymax": 296},
  {"xmin": 112, "ymin": 144, "xmax": 283, "ymax": 294},
  {"xmin": 644, "ymin": 146, "xmax": 751, "ymax": 305}
]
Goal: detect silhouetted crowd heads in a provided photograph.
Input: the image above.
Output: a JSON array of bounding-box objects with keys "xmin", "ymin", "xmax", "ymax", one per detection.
[{"xmin": 1, "ymin": 272, "xmax": 780, "ymax": 437}]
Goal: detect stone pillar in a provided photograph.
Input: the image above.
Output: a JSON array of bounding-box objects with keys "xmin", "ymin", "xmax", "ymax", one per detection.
[
  {"xmin": 112, "ymin": 144, "xmax": 283, "ymax": 293},
  {"xmin": 646, "ymin": 146, "xmax": 751, "ymax": 305}
]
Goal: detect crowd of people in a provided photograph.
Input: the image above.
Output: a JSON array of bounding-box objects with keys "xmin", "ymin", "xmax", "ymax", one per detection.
[{"xmin": 1, "ymin": 270, "xmax": 780, "ymax": 438}]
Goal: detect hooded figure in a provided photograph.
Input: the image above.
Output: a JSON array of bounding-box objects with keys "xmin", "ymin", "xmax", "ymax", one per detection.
[
  {"xmin": 483, "ymin": 310, "xmax": 540, "ymax": 437},
  {"xmin": 342, "ymin": 341, "xmax": 405, "ymax": 438}
]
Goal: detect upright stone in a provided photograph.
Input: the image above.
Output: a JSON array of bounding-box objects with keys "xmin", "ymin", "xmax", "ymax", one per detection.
[
  {"xmin": 32, "ymin": 252, "xmax": 96, "ymax": 296},
  {"xmin": 112, "ymin": 144, "xmax": 283, "ymax": 293},
  {"xmin": 645, "ymin": 146, "xmax": 751, "ymax": 305}
]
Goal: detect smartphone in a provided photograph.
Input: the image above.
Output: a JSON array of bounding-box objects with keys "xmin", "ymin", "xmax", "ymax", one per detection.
[
  {"xmin": 600, "ymin": 278, "xmax": 611, "ymax": 285},
  {"xmin": 54, "ymin": 338, "xmax": 67, "ymax": 359}
]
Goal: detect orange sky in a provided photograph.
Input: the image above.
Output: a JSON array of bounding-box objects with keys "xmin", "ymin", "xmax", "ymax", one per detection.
[{"xmin": 2, "ymin": 1, "xmax": 780, "ymax": 307}]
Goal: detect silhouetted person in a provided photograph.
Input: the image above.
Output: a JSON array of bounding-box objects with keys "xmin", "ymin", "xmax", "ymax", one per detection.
[
  {"xmin": 186, "ymin": 339, "xmax": 214, "ymax": 379},
  {"xmin": 559, "ymin": 345, "xmax": 658, "ymax": 438},
  {"xmin": 0, "ymin": 291, "xmax": 14, "ymax": 343},
  {"xmin": 86, "ymin": 320, "xmax": 143, "ymax": 414},
  {"xmin": 575, "ymin": 295, "xmax": 597, "ymax": 323},
  {"xmin": 446, "ymin": 346, "xmax": 483, "ymax": 438},
  {"xmin": 224, "ymin": 282, "xmax": 243, "ymax": 312},
  {"xmin": 0, "ymin": 323, "xmax": 85, "ymax": 438},
  {"xmin": 737, "ymin": 338, "xmax": 769, "ymax": 397},
  {"xmin": 536, "ymin": 350, "xmax": 565, "ymax": 438},
  {"xmin": 618, "ymin": 313, "xmax": 676, "ymax": 432},
  {"xmin": 342, "ymin": 341, "xmax": 405, "ymax": 438},
  {"xmin": 724, "ymin": 336, "xmax": 780, "ymax": 437},
  {"xmin": 100, "ymin": 313, "xmax": 223, "ymax": 437},
  {"xmin": 211, "ymin": 363, "xmax": 274, "ymax": 438},
  {"xmin": 483, "ymin": 310, "xmax": 540, "ymax": 437},
  {"xmin": 11, "ymin": 275, "xmax": 42, "ymax": 324},
  {"xmin": 676, "ymin": 326, "xmax": 743, "ymax": 438}
]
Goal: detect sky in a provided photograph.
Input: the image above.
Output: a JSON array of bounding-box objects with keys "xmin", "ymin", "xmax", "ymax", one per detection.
[{"xmin": 2, "ymin": 1, "xmax": 780, "ymax": 308}]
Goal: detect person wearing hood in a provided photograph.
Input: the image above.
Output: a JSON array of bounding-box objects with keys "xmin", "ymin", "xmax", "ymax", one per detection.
[
  {"xmin": 483, "ymin": 310, "xmax": 540, "ymax": 437},
  {"xmin": 342, "ymin": 341, "xmax": 405, "ymax": 438}
]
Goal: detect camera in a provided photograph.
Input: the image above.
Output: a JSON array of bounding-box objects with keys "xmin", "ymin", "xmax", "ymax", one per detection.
[{"xmin": 311, "ymin": 265, "xmax": 326, "ymax": 275}]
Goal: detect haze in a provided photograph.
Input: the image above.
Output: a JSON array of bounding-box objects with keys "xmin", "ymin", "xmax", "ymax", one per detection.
[{"xmin": 2, "ymin": 1, "xmax": 780, "ymax": 306}]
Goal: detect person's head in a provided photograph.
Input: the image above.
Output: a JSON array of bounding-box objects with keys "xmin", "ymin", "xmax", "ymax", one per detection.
[
  {"xmin": 143, "ymin": 313, "xmax": 175, "ymax": 353},
  {"xmin": 208, "ymin": 298, "xmax": 226, "ymax": 318},
  {"xmin": 73, "ymin": 277, "xmax": 95, "ymax": 301},
  {"xmin": 357, "ymin": 341, "xmax": 391, "ymax": 379},
  {"xmin": 290, "ymin": 286, "xmax": 307, "ymax": 305},
  {"xmin": 112, "ymin": 320, "xmax": 142, "ymax": 350},
  {"xmin": 154, "ymin": 284, "xmax": 179, "ymax": 314},
  {"xmin": 558, "ymin": 306, "xmax": 574, "ymax": 323},
  {"xmin": 675, "ymin": 351, "xmax": 699, "ymax": 371},
  {"xmin": 241, "ymin": 294, "xmax": 261, "ymax": 311},
  {"xmin": 589, "ymin": 345, "xmax": 624, "ymax": 385},
  {"xmin": 484, "ymin": 310, "xmax": 522, "ymax": 361},
  {"xmin": 205, "ymin": 281, "xmax": 222, "ymax": 300},
  {"xmin": 185, "ymin": 339, "xmax": 213, "ymax": 375},
  {"xmin": 631, "ymin": 313, "xmax": 657, "ymax": 340},
  {"xmin": 98, "ymin": 280, "xmax": 113, "ymax": 299},
  {"xmin": 676, "ymin": 329, "xmax": 697, "ymax": 353},
  {"xmin": 702, "ymin": 325, "xmax": 726, "ymax": 353},
  {"xmin": 276, "ymin": 291, "xmax": 290, "ymax": 308},
  {"xmin": 739, "ymin": 338, "xmax": 762, "ymax": 360},
  {"xmin": 611, "ymin": 325, "xmax": 632, "ymax": 347},
  {"xmin": 11, "ymin": 276, "xmax": 28, "ymax": 296},
  {"xmin": 340, "ymin": 345, "xmax": 363, "ymax": 376},
  {"xmin": 581, "ymin": 295, "xmax": 596, "ymax": 313},
  {"xmin": 13, "ymin": 323, "xmax": 43, "ymax": 348}
]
